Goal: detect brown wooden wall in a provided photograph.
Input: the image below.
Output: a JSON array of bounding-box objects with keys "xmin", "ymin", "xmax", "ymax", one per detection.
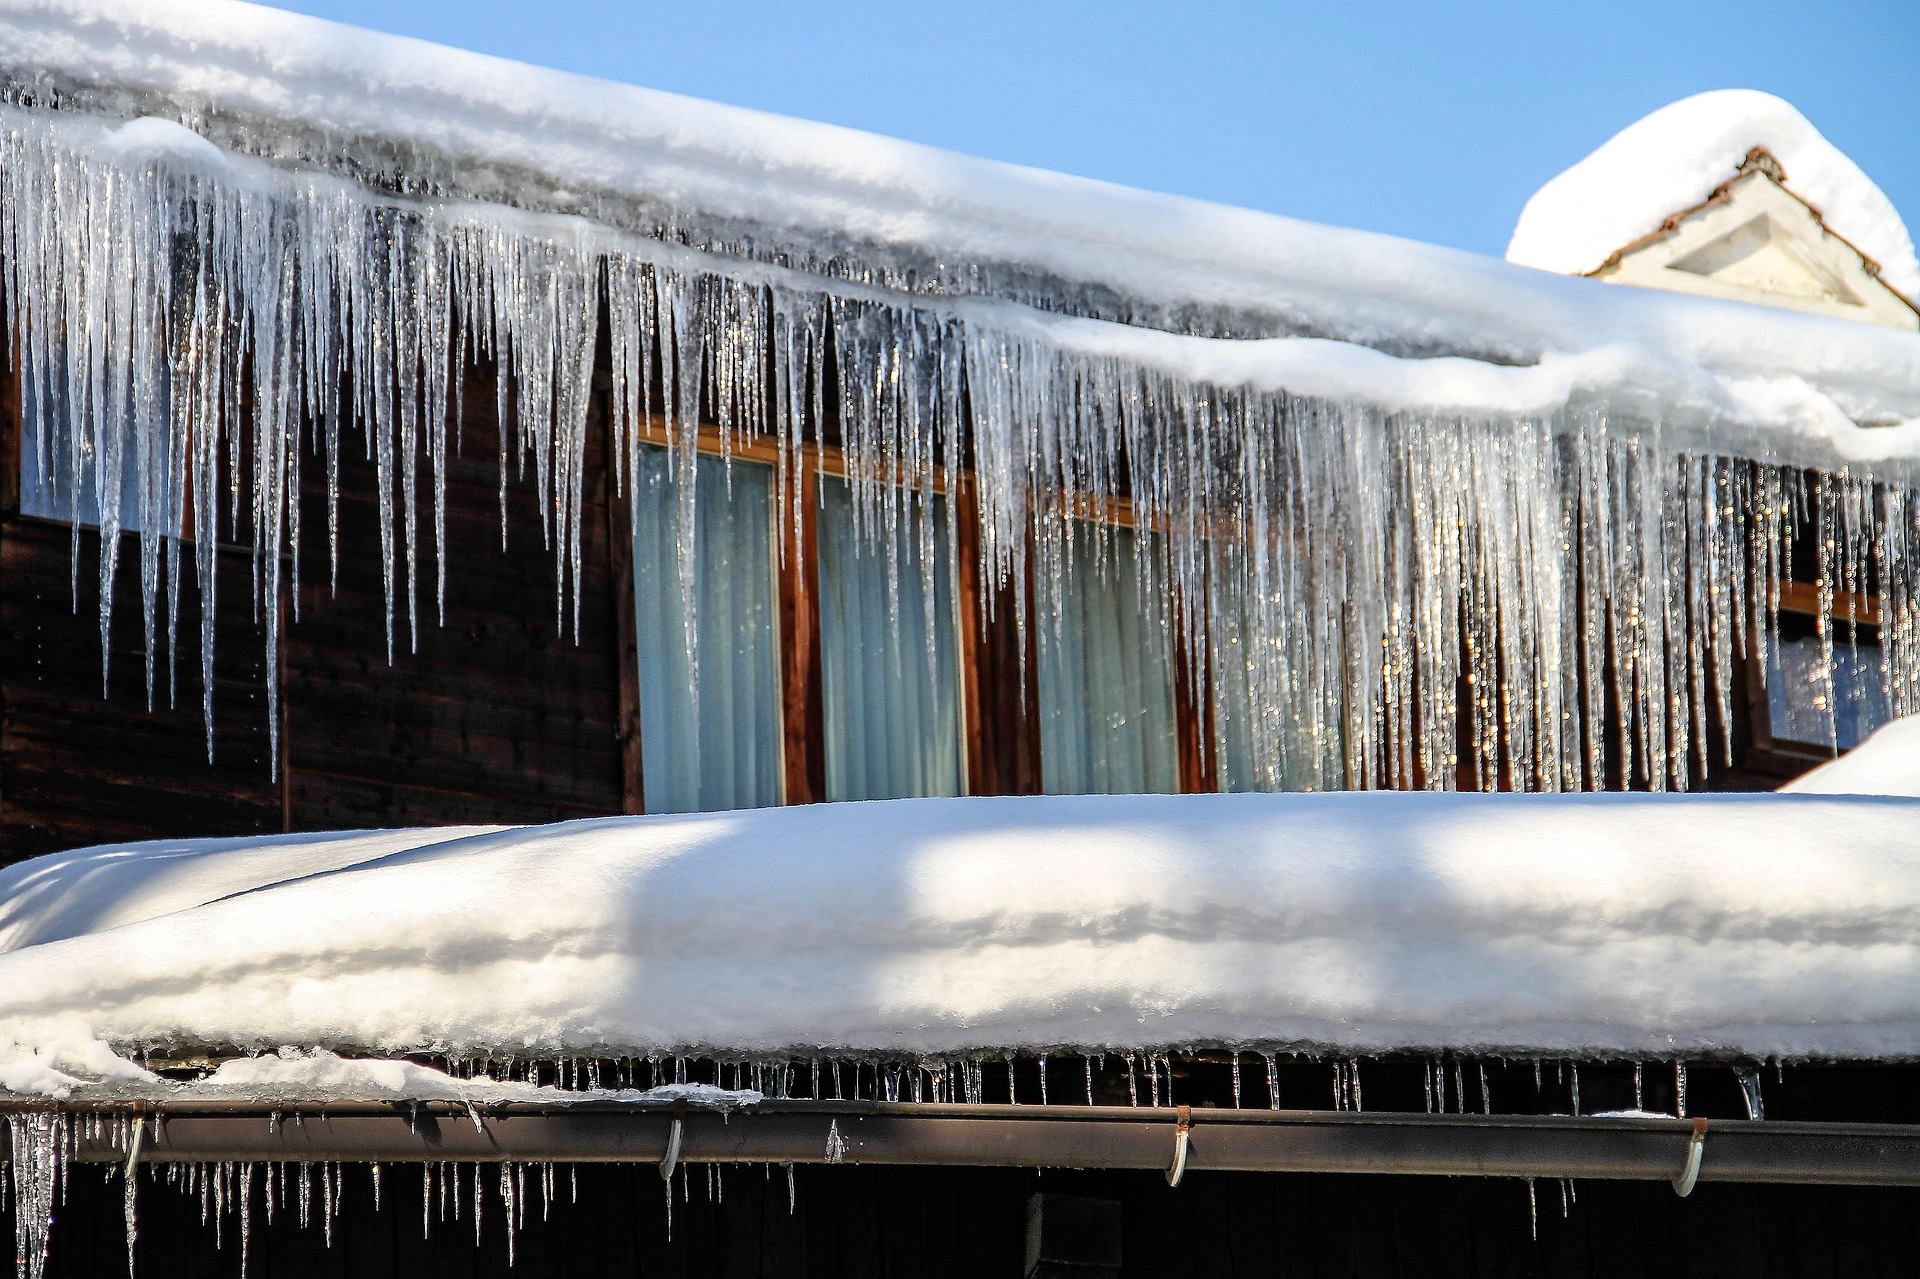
[
  {"xmin": 0, "ymin": 354, "xmax": 630, "ymax": 861},
  {"xmin": 281, "ymin": 361, "xmax": 626, "ymax": 831},
  {"xmin": 28, "ymin": 1159, "xmax": 1920, "ymax": 1279},
  {"xmin": 0, "ymin": 317, "xmax": 1830, "ymax": 863}
]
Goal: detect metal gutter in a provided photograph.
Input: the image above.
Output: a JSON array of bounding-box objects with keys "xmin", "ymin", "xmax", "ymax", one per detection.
[{"xmin": 10, "ymin": 1101, "xmax": 1920, "ymax": 1188}]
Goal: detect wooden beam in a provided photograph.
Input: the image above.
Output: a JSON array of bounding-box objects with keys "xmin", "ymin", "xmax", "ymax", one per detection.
[
  {"xmin": 778, "ymin": 451, "xmax": 826, "ymax": 804},
  {"xmin": 953, "ymin": 474, "xmax": 1043, "ymax": 796},
  {"xmin": 1775, "ymin": 579, "xmax": 1881, "ymax": 627},
  {"xmin": 1171, "ymin": 599, "xmax": 1216, "ymax": 795},
  {"xmin": 602, "ymin": 386, "xmax": 645, "ymax": 815}
]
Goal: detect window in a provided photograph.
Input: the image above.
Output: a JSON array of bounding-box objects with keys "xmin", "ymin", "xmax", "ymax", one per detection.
[
  {"xmin": 1037, "ymin": 526, "xmax": 1180, "ymax": 794},
  {"xmin": 815, "ymin": 477, "xmax": 965, "ymax": 800},
  {"xmin": 631, "ymin": 445, "xmax": 783, "ymax": 812},
  {"xmin": 18, "ymin": 371, "xmax": 156, "ymax": 530},
  {"xmin": 1765, "ymin": 610, "xmax": 1891, "ymax": 751}
]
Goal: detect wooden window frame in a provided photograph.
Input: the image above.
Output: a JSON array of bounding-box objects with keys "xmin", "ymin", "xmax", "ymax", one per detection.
[
  {"xmin": 1744, "ymin": 581, "xmax": 1887, "ymax": 776},
  {"xmin": 617, "ymin": 419, "xmax": 1214, "ymax": 806}
]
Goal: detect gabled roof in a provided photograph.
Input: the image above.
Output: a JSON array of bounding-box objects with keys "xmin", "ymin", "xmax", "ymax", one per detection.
[{"xmin": 1590, "ymin": 149, "xmax": 1919, "ymax": 330}]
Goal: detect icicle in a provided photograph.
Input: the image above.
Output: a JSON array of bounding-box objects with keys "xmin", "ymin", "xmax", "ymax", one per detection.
[
  {"xmin": 1675, "ymin": 1061, "xmax": 1689, "ymax": 1117},
  {"xmin": 238, "ymin": 1163, "xmax": 253, "ymax": 1277},
  {"xmin": 1734, "ymin": 1066, "xmax": 1765, "ymax": 1121},
  {"xmin": 500, "ymin": 1164, "xmax": 516, "ymax": 1268},
  {"xmin": 9, "ymin": 1112, "xmax": 65, "ymax": 1279},
  {"xmin": 123, "ymin": 1143, "xmax": 139, "ymax": 1275},
  {"xmin": 1479, "ymin": 1063, "xmax": 1491, "ymax": 1115},
  {"xmin": 6, "ymin": 103, "xmax": 1917, "ymax": 806}
]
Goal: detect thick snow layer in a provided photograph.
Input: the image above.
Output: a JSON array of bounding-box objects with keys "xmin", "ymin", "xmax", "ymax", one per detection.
[
  {"xmin": 0, "ymin": 1038, "xmax": 763, "ymax": 1105},
  {"xmin": 1508, "ymin": 90, "xmax": 1920, "ymax": 301},
  {"xmin": 1780, "ymin": 715, "xmax": 1920, "ymax": 797},
  {"xmin": 0, "ymin": 1, "xmax": 1915, "ymax": 428},
  {"xmin": 4, "ymin": 794, "xmax": 1920, "ymax": 1068}
]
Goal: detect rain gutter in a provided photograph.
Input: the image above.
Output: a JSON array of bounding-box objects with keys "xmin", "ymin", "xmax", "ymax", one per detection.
[{"xmin": 8, "ymin": 1101, "xmax": 1920, "ymax": 1189}]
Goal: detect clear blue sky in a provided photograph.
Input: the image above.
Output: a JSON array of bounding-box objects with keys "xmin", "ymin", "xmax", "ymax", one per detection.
[{"xmin": 270, "ymin": 0, "xmax": 1917, "ymax": 261}]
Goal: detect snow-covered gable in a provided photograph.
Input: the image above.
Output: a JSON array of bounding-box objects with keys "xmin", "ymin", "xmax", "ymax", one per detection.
[
  {"xmin": 1508, "ymin": 90, "xmax": 1920, "ymax": 315},
  {"xmin": 1589, "ymin": 150, "xmax": 1920, "ymax": 331}
]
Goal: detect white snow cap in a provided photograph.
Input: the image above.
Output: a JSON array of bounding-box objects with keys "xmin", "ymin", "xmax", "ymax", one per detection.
[
  {"xmin": 8, "ymin": 792, "xmax": 1920, "ymax": 1067},
  {"xmin": 1780, "ymin": 714, "xmax": 1920, "ymax": 798},
  {"xmin": 1508, "ymin": 90, "xmax": 1920, "ymax": 301}
]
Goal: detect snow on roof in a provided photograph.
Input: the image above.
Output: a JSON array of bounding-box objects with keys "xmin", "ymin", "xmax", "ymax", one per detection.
[
  {"xmin": 0, "ymin": 0, "xmax": 1916, "ymax": 434},
  {"xmin": 6, "ymin": 791, "xmax": 1920, "ymax": 1092},
  {"xmin": 1780, "ymin": 715, "xmax": 1920, "ymax": 798},
  {"xmin": 1507, "ymin": 90, "xmax": 1920, "ymax": 302}
]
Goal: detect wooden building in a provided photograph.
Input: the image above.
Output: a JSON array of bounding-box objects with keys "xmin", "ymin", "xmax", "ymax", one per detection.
[{"xmin": 3, "ymin": 8, "xmax": 1920, "ymax": 1278}]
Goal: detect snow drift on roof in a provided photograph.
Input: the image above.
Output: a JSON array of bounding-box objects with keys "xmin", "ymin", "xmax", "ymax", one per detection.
[
  {"xmin": 1507, "ymin": 90, "xmax": 1920, "ymax": 301},
  {"xmin": 5, "ymin": 792, "xmax": 1920, "ymax": 1069},
  {"xmin": 1780, "ymin": 715, "xmax": 1920, "ymax": 798}
]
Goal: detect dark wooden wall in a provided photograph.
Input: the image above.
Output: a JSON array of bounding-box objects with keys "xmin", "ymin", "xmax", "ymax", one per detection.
[
  {"xmin": 0, "ymin": 518, "xmax": 282, "ymax": 853},
  {"xmin": 0, "ymin": 321, "xmax": 1829, "ymax": 863},
  {"xmin": 0, "ymin": 354, "xmax": 629, "ymax": 861},
  {"xmin": 281, "ymin": 362, "xmax": 625, "ymax": 830},
  {"xmin": 28, "ymin": 1160, "xmax": 1920, "ymax": 1279}
]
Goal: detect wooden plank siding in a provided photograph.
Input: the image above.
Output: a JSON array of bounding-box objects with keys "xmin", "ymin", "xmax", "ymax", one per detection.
[
  {"xmin": 0, "ymin": 517, "xmax": 283, "ymax": 856},
  {"xmin": 280, "ymin": 357, "xmax": 626, "ymax": 831},
  {"xmin": 0, "ymin": 298, "xmax": 1830, "ymax": 863}
]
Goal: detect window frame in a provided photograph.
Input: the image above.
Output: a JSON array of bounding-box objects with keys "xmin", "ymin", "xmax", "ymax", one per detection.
[
  {"xmin": 1745, "ymin": 580, "xmax": 1889, "ymax": 775},
  {"xmin": 615, "ymin": 416, "xmax": 1214, "ymax": 809}
]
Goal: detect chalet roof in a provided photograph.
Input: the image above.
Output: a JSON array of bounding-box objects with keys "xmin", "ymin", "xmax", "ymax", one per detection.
[{"xmin": 0, "ymin": 0, "xmax": 1915, "ymax": 445}]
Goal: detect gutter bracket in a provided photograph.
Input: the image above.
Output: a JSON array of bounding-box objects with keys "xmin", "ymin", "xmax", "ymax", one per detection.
[
  {"xmin": 123, "ymin": 1105, "xmax": 146, "ymax": 1180},
  {"xmin": 1166, "ymin": 1104, "xmax": 1193, "ymax": 1187},
  {"xmin": 659, "ymin": 1102, "xmax": 686, "ymax": 1181},
  {"xmin": 1671, "ymin": 1116, "xmax": 1708, "ymax": 1197}
]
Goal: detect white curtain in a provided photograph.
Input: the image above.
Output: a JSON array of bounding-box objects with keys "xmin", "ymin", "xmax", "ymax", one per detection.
[
  {"xmin": 816, "ymin": 478, "xmax": 964, "ymax": 800},
  {"xmin": 1039, "ymin": 526, "xmax": 1180, "ymax": 794},
  {"xmin": 19, "ymin": 370, "xmax": 153, "ymax": 530},
  {"xmin": 632, "ymin": 446, "xmax": 782, "ymax": 812}
]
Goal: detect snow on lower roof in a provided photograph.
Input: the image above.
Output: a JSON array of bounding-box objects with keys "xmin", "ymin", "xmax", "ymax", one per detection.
[
  {"xmin": 5, "ymin": 792, "xmax": 1920, "ymax": 1075},
  {"xmin": 0, "ymin": 0, "xmax": 1916, "ymax": 429},
  {"xmin": 1507, "ymin": 90, "xmax": 1920, "ymax": 302},
  {"xmin": 1780, "ymin": 716, "xmax": 1920, "ymax": 798}
]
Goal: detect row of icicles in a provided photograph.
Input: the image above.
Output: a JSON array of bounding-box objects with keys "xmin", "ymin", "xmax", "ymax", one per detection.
[
  {"xmin": 3, "ymin": 1052, "xmax": 1778, "ymax": 1276},
  {"xmin": 2, "ymin": 103, "xmax": 1916, "ymax": 792}
]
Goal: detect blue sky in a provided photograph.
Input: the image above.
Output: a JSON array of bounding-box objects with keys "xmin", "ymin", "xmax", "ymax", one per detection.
[{"xmin": 271, "ymin": 0, "xmax": 1917, "ymax": 261}]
